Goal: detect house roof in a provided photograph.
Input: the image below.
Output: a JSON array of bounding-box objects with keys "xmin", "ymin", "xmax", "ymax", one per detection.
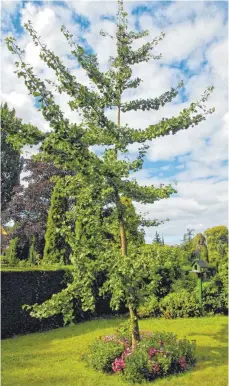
[{"xmin": 193, "ymin": 259, "xmax": 209, "ymax": 268}]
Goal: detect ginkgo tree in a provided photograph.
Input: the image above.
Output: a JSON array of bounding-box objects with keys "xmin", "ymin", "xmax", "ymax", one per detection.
[{"xmin": 6, "ymin": 0, "xmax": 214, "ymax": 348}]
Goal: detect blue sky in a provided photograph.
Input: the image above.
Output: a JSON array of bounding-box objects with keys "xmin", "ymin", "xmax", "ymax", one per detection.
[{"xmin": 1, "ymin": 0, "xmax": 228, "ymax": 244}]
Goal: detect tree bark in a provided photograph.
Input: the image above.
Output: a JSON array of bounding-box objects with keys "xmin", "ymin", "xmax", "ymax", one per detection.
[
  {"xmin": 129, "ymin": 305, "xmax": 140, "ymax": 349},
  {"xmin": 117, "ymin": 101, "xmax": 140, "ymax": 349},
  {"xmin": 120, "ymin": 218, "xmax": 127, "ymax": 256}
]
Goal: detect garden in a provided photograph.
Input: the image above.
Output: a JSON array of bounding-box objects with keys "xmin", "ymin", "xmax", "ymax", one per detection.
[
  {"xmin": 1, "ymin": 0, "xmax": 228, "ymax": 385},
  {"xmin": 2, "ymin": 317, "xmax": 228, "ymax": 385}
]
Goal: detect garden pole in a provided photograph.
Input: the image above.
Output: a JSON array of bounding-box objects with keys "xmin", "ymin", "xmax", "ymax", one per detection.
[{"xmin": 197, "ymin": 273, "xmax": 203, "ymax": 315}]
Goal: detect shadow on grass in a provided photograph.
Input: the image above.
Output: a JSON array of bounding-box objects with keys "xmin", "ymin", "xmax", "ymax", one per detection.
[
  {"xmin": 189, "ymin": 322, "xmax": 228, "ymax": 342},
  {"xmin": 188, "ymin": 323, "xmax": 228, "ymax": 371},
  {"xmin": 2, "ymin": 316, "xmax": 128, "ymax": 369}
]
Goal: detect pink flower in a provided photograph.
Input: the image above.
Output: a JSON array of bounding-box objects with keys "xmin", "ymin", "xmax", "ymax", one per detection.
[
  {"xmin": 121, "ymin": 347, "xmax": 132, "ymax": 359},
  {"xmin": 103, "ymin": 335, "xmax": 115, "ymax": 342},
  {"xmin": 112, "ymin": 357, "xmax": 126, "ymax": 372},
  {"xmin": 179, "ymin": 356, "xmax": 187, "ymax": 370},
  {"xmin": 152, "ymin": 362, "xmax": 160, "ymax": 374},
  {"xmin": 148, "ymin": 347, "xmax": 158, "ymax": 358}
]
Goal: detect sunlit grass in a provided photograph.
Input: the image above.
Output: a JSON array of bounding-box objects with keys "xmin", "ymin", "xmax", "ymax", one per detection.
[{"xmin": 2, "ymin": 316, "xmax": 227, "ymax": 386}]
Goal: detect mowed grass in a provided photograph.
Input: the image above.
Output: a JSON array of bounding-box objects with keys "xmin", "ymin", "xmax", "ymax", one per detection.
[{"xmin": 1, "ymin": 316, "xmax": 228, "ymax": 386}]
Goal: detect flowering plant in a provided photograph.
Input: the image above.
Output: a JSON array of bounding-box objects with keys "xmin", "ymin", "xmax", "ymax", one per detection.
[
  {"xmin": 179, "ymin": 356, "xmax": 187, "ymax": 370},
  {"xmin": 87, "ymin": 330, "xmax": 196, "ymax": 383},
  {"xmin": 148, "ymin": 347, "xmax": 158, "ymax": 357},
  {"xmin": 112, "ymin": 357, "xmax": 126, "ymax": 372}
]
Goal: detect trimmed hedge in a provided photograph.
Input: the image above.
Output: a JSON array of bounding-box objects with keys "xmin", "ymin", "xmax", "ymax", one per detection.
[
  {"xmin": 1, "ymin": 270, "xmax": 66, "ymax": 338},
  {"xmin": 1, "ymin": 270, "xmax": 126, "ymax": 339}
]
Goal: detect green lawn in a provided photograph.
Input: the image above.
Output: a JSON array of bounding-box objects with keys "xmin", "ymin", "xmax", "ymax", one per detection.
[{"xmin": 2, "ymin": 316, "xmax": 228, "ymax": 386}]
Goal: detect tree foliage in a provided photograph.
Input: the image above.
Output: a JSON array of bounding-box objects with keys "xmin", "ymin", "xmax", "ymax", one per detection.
[
  {"xmin": 43, "ymin": 177, "xmax": 71, "ymax": 265},
  {"xmin": 6, "ymin": 0, "xmax": 215, "ymax": 348},
  {"xmin": 191, "ymin": 233, "xmax": 208, "ymax": 261},
  {"xmin": 5, "ymin": 237, "xmax": 19, "ymax": 266},
  {"xmin": 204, "ymin": 226, "xmax": 228, "ymax": 264},
  {"xmin": 2, "ymin": 160, "xmax": 66, "ymax": 258},
  {"xmin": 28, "ymin": 236, "xmax": 39, "ymax": 265},
  {"xmin": 154, "ymin": 231, "xmax": 161, "ymax": 244},
  {"xmin": 1, "ymin": 103, "xmax": 23, "ymax": 211}
]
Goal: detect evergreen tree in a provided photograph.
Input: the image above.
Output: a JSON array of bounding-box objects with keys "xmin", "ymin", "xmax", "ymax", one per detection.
[
  {"xmin": 154, "ymin": 231, "xmax": 161, "ymax": 244},
  {"xmin": 186, "ymin": 228, "xmax": 195, "ymax": 242},
  {"xmin": 5, "ymin": 237, "xmax": 19, "ymax": 266},
  {"xmin": 7, "ymin": 0, "xmax": 214, "ymax": 347},
  {"xmin": 28, "ymin": 236, "xmax": 38, "ymax": 265},
  {"xmin": 161, "ymin": 235, "xmax": 165, "ymax": 245}
]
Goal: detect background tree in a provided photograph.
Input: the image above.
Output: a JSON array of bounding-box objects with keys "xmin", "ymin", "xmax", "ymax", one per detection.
[
  {"xmin": 161, "ymin": 235, "xmax": 165, "ymax": 245},
  {"xmin": 186, "ymin": 228, "xmax": 195, "ymax": 242},
  {"xmin": 1, "ymin": 103, "xmax": 45, "ymax": 211},
  {"xmin": 7, "ymin": 0, "xmax": 214, "ymax": 348},
  {"xmin": 5, "ymin": 237, "xmax": 19, "ymax": 266},
  {"xmin": 28, "ymin": 236, "xmax": 39, "ymax": 265},
  {"xmin": 181, "ymin": 228, "xmax": 195, "ymax": 261},
  {"xmin": 204, "ymin": 225, "xmax": 228, "ymax": 264},
  {"xmin": 154, "ymin": 231, "xmax": 161, "ymax": 244},
  {"xmin": 191, "ymin": 233, "xmax": 208, "ymax": 261},
  {"xmin": 1, "ymin": 103, "xmax": 23, "ymax": 211},
  {"xmin": 2, "ymin": 160, "xmax": 67, "ymax": 259}
]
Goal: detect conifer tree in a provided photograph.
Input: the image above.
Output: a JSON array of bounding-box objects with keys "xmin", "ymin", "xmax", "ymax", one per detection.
[
  {"xmin": 6, "ymin": 0, "xmax": 214, "ymax": 347},
  {"xmin": 154, "ymin": 231, "xmax": 161, "ymax": 244},
  {"xmin": 28, "ymin": 236, "xmax": 38, "ymax": 265},
  {"xmin": 5, "ymin": 237, "xmax": 19, "ymax": 266}
]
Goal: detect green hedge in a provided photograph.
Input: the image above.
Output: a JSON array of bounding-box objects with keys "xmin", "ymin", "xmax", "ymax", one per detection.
[
  {"xmin": 1, "ymin": 270, "xmax": 127, "ymax": 339},
  {"xmin": 2, "ymin": 270, "xmax": 67, "ymax": 338}
]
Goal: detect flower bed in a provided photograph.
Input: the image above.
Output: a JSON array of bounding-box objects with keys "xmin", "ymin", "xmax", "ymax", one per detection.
[{"xmin": 86, "ymin": 330, "xmax": 196, "ymax": 383}]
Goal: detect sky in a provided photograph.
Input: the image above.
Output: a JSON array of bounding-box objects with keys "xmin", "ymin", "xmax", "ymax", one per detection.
[{"xmin": 1, "ymin": 0, "xmax": 228, "ymax": 244}]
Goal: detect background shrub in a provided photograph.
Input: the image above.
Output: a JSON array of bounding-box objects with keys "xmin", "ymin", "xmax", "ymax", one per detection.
[
  {"xmin": 159, "ymin": 290, "xmax": 201, "ymax": 318},
  {"xmin": 137, "ymin": 295, "xmax": 160, "ymax": 318}
]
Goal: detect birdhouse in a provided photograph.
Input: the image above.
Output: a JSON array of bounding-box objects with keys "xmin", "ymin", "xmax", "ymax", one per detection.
[
  {"xmin": 191, "ymin": 259, "xmax": 209, "ymax": 273},
  {"xmin": 190, "ymin": 259, "xmax": 209, "ymax": 315}
]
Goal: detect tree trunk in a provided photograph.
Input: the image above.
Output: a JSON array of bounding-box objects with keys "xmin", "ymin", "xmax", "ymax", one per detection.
[
  {"xmin": 119, "ymin": 211, "xmax": 140, "ymax": 349},
  {"xmin": 120, "ymin": 218, "xmax": 127, "ymax": 256},
  {"xmin": 129, "ymin": 305, "xmax": 140, "ymax": 349},
  {"xmin": 116, "ymin": 103, "xmax": 140, "ymax": 350}
]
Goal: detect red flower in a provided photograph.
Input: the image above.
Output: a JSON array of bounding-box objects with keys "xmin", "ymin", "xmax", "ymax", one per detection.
[
  {"xmin": 179, "ymin": 356, "xmax": 187, "ymax": 370},
  {"xmin": 148, "ymin": 347, "xmax": 158, "ymax": 358},
  {"xmin": 152, "ymin": 362, "xmax": 161, "ymax": 374},
  {"xmin": 112, "ymin": 357, "xmax": 126, "ymax": 372}
]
